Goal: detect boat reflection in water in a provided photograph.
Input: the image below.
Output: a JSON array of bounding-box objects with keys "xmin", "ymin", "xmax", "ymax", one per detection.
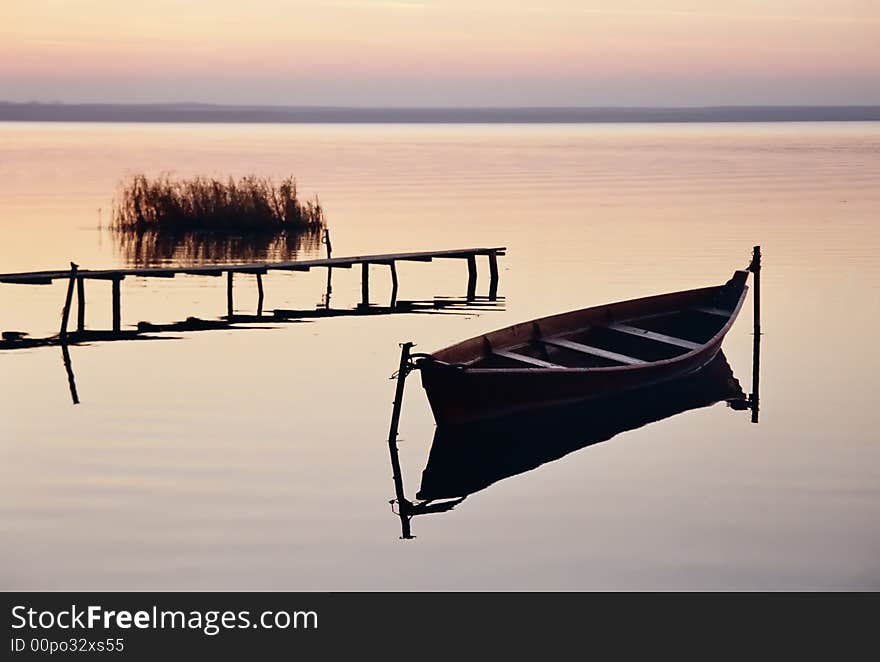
[{"xmin": 389, "ymin": 351, "xmax": 758, "ymax": 539}]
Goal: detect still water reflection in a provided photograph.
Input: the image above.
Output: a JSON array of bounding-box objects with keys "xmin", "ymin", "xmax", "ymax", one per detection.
[
  {"xmin": 389, "ymin": 351, "xmax": 758, "ymax": 539},
  {"xmin": 113, "ymin": 227, "xmax": 324, "ymax": 266}
]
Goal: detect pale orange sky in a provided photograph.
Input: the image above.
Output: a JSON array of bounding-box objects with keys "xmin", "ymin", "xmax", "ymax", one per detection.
[{"xmin": 2, "ymin": 0, "xmax": 879, "ymax": 105}]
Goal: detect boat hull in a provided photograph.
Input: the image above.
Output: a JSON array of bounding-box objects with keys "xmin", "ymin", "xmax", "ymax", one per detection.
[
  {"xmin": 419, "ymin": 339, "xmax": 725, "ymax": 426},
  {"xmin": 418, "ymin": 270, "xmax": 750, "ymax": 426}
]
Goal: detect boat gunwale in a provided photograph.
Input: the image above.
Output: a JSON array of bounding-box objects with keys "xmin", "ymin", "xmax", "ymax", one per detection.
[{"xmin": 426, "ymin": 271, "xmax": 750, "ymax": 375}]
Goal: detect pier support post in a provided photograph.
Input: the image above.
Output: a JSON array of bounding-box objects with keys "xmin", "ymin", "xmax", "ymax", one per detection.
[
  {"xmin": 389, "ymin": 261, "xmax": 399, "ymax": 308},
  {"xmin": 488, "ymin": 252, "xmax": 499, "ymax": 301},
  {"xmin": 60, "ymin": 262, "xmax": 78, "ymax": 343},
  {"xmin": 322, "ymin": 230, "xmax": 333, "ymax": 309},
  {"xmin": 226, "ymin": 271, "xmax": 234, "ymax": 319},
  {"xmin": 256, "ymin": 273, "xmax": 264, "ymax": 317},
  {"xmin": 466, "ymin": 255, "xmax": 477, "ymax": 301},
  {"xmin": 76, "ymin": 276, "xmax": 85, "ymax": 333},
  {"xmin": 111, "ymin": 277, "xmax": 122, "ymax": 333},
  {"xmin": 361, "ymin": 263, "xmax": 370, "ymax": 308}
]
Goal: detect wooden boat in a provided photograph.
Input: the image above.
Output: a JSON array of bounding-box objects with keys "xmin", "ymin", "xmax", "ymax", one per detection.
[{"xmin": 416, "ymin": 264, "xmax": 753, "ymax": 426}]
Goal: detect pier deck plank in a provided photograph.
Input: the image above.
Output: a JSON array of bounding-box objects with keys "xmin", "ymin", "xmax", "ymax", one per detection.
[{"xmin": 0, "ymin": 247, "xmax": 506, "ymax": 284}]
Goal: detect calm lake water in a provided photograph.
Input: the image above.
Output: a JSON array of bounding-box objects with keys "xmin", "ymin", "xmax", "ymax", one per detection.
[{"xmin": 1, "ymin": 122, "xmax": 879, "ymax": 590}]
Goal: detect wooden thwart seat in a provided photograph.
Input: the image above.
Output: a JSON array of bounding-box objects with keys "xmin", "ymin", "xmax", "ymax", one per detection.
[
  {"xmin": 541, "ymin": 337, "xmax": 646, "ymax": 366},
  {"xmin": 606, "ymin": 323, "xmax": 700, "ymax": 350},
  {"xmin": 493, "ymin": 349, "xmax": 564, "ymax": 369},
  {"xmin": 693, "ymin": 306, "xmax": 732, "ymax": 317}
]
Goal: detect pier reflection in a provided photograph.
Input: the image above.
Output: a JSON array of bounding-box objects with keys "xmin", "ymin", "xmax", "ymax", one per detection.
[
  {"xmin": 48, "ymin": 293, "xmax": 504, "ymax": 404},
  {"xmin": 388, "ymin": 350, "xmax": 759, "ymax": 539}
]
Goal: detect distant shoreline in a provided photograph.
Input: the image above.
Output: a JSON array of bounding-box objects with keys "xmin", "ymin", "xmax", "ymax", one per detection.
[{"xmin": 2, "ymin": 103, "xmax": 880, "ymax": 124}]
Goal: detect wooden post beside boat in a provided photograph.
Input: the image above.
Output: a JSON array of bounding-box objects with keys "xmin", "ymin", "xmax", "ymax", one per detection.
[
  {"xmin": 750, "ymin": 245, "xmax": 761, "ymax": 337},
  {"xmin": 387, "ymin": 342, "xmax": 415, "ymax": 539},
  {"xmin": 749, "ymin": 245, "xmax": 762, "ymax": 423},
  {"xmin": 751, "ymin": 320, "xmax": 761, "ymax": 423}
]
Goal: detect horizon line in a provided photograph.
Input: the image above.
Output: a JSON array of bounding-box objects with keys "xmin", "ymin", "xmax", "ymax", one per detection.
[
  {"xmin": 2, "ymin": 102, "xmax": 879, "ymax": 124},
  {"xmin": 5, "ymin": 101, "xmax": 880, "ymax": 109}
]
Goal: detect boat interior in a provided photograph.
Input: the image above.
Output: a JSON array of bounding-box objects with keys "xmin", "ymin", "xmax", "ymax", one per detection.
[
  {"xmin": 454, "ymin": 274, "xmax": 748, "ymax": 370},
  {"xmin": 473, "ymin": 307, "xmax": 730, "ymax": 369}
]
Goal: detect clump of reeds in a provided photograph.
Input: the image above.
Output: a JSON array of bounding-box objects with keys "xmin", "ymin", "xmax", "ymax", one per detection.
[{"xmin": 112, "ymin": 174, "xmax": 324, "ymax": 232}]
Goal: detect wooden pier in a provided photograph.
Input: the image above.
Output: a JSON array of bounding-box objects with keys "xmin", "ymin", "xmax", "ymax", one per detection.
[{"xmin": 0, "ymin": 246, "xmax": 505, "ymax": 348}]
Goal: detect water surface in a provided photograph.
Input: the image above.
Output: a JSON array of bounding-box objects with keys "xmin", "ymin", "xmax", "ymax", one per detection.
[{"xmin": 1, "ymin": 122, "xmax": 878, "ymax": 589}]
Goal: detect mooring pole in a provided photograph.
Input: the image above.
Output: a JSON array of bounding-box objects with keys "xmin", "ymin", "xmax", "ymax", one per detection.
[
  {"xmin": 751, "ymin": 319, "xmax": 761, "ymax": 424},
  {"xmin": 59, "ymin": 262, "xmax": 78, "ymax": 343},
  {"xmin": 466, "ymin": 255, "xmax": 477, "ymax": 301},
  {"xmin": 387, "ymin": 342, "xmax": 415, "ymax": 539},
  {"xmin": 111, "ymin": 277, "xmax": 122, "ymax": 333},
  {"xmin": 226, "ymin": 271, "xmax": 234, "ymax": 319},
  {"xmin": 389, "ymin": 261, "xmax": 399, "ymax": 308},
  {"xmin": 749, "ymin": 245, "xmax": 762, "ymax": 424},
  {"xmin": 256, "ymin": 273, "xmax": 264, "ymax": 317},
  {"xmin": 76, "ymin": 275, "xmax": 85, "ymax": 333},
  {"xmin": 750, "ymin": 245, "xmax": 761, "ymax": 337},
  {"xmin": 361, "ymin": 263, "xmax": 370, "ymax": 308}
]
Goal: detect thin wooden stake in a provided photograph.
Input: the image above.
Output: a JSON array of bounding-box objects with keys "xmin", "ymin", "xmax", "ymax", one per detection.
[
  {"xmin": 226, "ymin": 271, "xmax": 234, "ymax": 319},
  {"xmin": 751, "ymin": 320, "xmax": 761, "ymax": 424},
  {"xmin": 387, "ymin": 342, "xmax": 415, "ymax": 539},
  {"xmin": 749, "ymin": 245, "xmax": 761, "ymax": 423},
  {"xmin": 59, "ymin": 262, "xmax": 78, "ymax": 343},
  {"xmin": 76, "ymin": 275, "xmax": 85, "ymax": 333},
  {"xmin": 256, "ymin": 273, "xmax": 264, "ymax": 317},
  {"xmin": 111, "ymin": 277, "xmax": 121, "ymax": 332}
]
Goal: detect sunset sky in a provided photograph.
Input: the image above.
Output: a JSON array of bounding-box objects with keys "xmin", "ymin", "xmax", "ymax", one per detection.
[{"xmin": 2, "ymin": 0, "xmax": 879, "ymax": 106}]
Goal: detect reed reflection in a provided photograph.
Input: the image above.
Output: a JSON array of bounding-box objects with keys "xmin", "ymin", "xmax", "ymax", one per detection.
[
  {"xmin": 112, "ymin": 227, "xmax": 324, "ymax": 266},
  {"xmin": 389, "ymin": 350, "xmax": 759, "ymax": 539}
]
